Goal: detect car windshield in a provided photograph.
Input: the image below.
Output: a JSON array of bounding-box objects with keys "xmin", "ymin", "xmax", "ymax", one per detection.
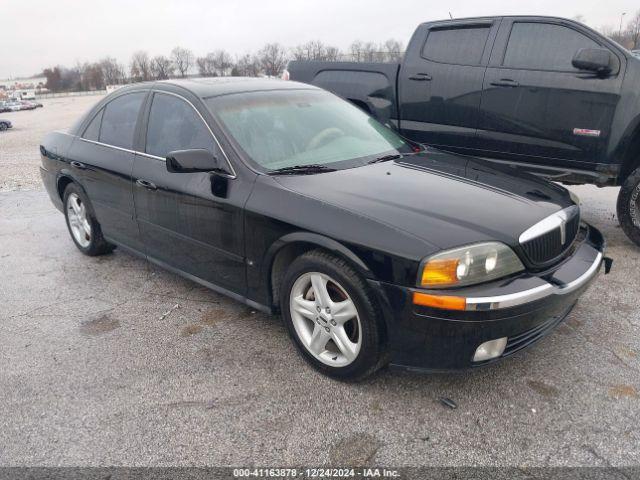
[{"xmin": 207, "ymin": 89, "xmax": 412, "ymax": 172}]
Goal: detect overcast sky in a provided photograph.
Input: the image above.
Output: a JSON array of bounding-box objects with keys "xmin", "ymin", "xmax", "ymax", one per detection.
[{"xmin": 1, "ymin": 0, "xmax": 637, "ymax": 79}]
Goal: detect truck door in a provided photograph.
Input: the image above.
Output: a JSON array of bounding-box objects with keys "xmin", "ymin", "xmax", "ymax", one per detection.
[
  {"xmin": 477, "ymin": 18, "xmax": 624, "ymax": 171},
  {"xmin": 398, "ymin": 20, "xmax": 499, "ymax": 152}
]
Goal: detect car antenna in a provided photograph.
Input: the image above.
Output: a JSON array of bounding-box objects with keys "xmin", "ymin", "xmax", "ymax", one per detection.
[{"xmin": 449, "ymin": 11, "xmax": 453, "ymax": 19}]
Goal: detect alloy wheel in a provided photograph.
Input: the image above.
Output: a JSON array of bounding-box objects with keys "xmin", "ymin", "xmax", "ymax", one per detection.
[
  {"xmin": 66, "ymin": 193, "xmax": 92, "ymax": 248},
  {"xmin": 289, "ymin": 272, "xmax": 362, "ymax": 367}
]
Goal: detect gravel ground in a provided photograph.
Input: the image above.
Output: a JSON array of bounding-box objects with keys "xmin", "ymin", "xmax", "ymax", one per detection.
[
  {"xmin": 0, "ymin": 97, "xmax": 638, "ymax": 468},
  {"xmin": 0, "ymin": 94, "xmax": 104, "ymax": 191}
]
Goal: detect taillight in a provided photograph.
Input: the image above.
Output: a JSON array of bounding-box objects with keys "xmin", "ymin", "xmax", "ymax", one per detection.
[{"xmin": 281, "ymin": 69, "xmax": 290, "ymax": 81}]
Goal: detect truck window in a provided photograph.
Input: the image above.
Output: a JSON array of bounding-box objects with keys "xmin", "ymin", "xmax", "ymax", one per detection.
[
  {"xmin": 503, "ymin": 23, "xmax": 599, "ymax": 71},
  {"xmin": 421, "ymin": 26, "xmax": 490, "ymax": 65}
]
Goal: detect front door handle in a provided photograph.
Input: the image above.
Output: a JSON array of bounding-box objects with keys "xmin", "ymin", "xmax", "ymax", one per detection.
[
  {"xmin": 490, "ymin": 79, "xmax": 520, "ymax": 87},
  {"xmin": 136, "ymin": 179, "xmax": 157, "ymax": 190},
  {"xmin": 409, "ymin": 73, "xmax": 432, "ymax": 81},
  {"xmin": 70, "ymin": 161, "xmax": 86, "ymax": 170}
]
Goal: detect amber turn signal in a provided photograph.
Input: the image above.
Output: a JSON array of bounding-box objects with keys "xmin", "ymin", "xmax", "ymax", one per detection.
[
  {"xmin": 420, "ymin": 258, "xmax": 459, "ymax": 287},
  {"xmin": 412, "ymin": 292, "xmax": 467, "ymax": 311}
]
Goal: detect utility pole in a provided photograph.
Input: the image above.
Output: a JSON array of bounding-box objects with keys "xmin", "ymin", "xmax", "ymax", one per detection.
[{"xmin": 619, "ymin": 12, "xmax": 626, "ymax": 37}]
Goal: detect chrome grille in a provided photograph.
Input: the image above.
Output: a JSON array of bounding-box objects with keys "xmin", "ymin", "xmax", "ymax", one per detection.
[{"xmin": 520, "ymin": 206, "xmax": 580, "ymax": 266}]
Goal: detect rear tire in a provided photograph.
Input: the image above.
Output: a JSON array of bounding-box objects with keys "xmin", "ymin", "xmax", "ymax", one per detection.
[
  {"xmin": 617, "ymin": 166, "xmax": 640, "ymax": 247},
  {"xmin": 0, "ymin": 123, "xmax": 7, "ymax": 131},
  {"xmin": 280, "ymin": 250, "xmax": 387, "ymax": 381},
  {"xmin": 63, "ymin": 183, "xmax": 115, "ymax": 256}
]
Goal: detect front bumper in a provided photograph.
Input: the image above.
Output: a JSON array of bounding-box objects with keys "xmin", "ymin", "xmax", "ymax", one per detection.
[{"xmin": 371, "ymin": 223, "xmax": 607, "ymax": 371}]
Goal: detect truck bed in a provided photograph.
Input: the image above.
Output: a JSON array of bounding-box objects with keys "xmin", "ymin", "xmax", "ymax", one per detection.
[{"xmin": 287, "ymin": 61, "xmax": 400, "ymax": 124}]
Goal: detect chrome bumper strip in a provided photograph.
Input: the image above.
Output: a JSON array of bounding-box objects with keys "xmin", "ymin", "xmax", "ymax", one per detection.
[{"xmin": 465, "ymin": 252, "xmax": 603, "ymax": 311}]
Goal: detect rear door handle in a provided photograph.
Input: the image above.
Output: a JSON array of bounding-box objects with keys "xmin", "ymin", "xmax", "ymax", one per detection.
[
  {"xmin": 136, "ymin": 179, "xmax": 157, "ymax": 190},
  {"xmin": 490, "ymin": 79, "xmax": 519, "ymax": 87},
  {"xmin": 409, "ymin": 73, "xmax": 432, "ymax": 81},
  {"xmin": 70, "ymin": 161, "xmax": 86, "ymax": 170}
]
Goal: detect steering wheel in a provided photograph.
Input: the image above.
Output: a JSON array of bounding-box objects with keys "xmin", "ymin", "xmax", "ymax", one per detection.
[{"xmin": 306, "ymin": 127, "xmax": 345, "ymax": 151}]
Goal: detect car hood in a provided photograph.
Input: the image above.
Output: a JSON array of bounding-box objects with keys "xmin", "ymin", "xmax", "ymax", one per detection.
[{"xmin": 272, "ymin": 148, "xmax": 575, "ymax": 250}]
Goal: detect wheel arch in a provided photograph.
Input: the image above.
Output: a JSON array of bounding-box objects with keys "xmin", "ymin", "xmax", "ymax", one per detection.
[
  {"xmin": 265, "ymin": 232, "xmax": 373, "ymax": 311},
  {"xmin": 56, "ymin": 174, "xmax": 76, "ymax": 200},
  {"xmin": 619, "ymin": 117, "xmax": 640, "ymax": 182}
]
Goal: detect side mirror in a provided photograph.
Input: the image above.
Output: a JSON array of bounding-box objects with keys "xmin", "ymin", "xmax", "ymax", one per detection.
[
  {"xmin": 572, "ymin": 48, "xmax": 613, "ymax": 75},
  {"xmin": 166, "ymin": 149, "xmax": 227, "ymax": 174}
]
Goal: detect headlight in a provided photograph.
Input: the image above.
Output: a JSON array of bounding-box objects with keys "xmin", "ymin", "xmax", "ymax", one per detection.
[{"xmin": 418, "ymin": 242, "xmax": 524, "ymax": 288}]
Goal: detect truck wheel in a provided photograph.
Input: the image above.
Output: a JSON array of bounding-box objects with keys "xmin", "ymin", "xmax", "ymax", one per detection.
[
  {"xmin": 0, "ymin": 123, "xmax": 7, "ymax": 131},
  {"xmin": 617, "ymin": 166, "xmax": 640, "ymax": 247}
]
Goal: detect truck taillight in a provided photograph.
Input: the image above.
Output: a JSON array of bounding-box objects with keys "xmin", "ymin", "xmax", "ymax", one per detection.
[{"xmin": 281, "ymin": 69, "xmax": 290, "ymax": 81}]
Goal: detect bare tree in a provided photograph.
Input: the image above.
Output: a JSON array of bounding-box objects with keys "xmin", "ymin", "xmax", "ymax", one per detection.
[
  {"xmin": 291, "ymin": 41, "xmax": 341, "ymax": 61},
  {"xmin": 325, "ymin": 46, "xmax": 341, "ymax": 61},
  {"xmin": 196, "ymin": 53, "xmax": 217, "ymax": 77},
  {"xmin": 81, "ymin": 62, "xmax": 105, "ymax": 90},
  {"xmin": 627, "ymin": 10, "xmax": 640, "ymax": 49},
  {"xmin": 130, "ymin": 51, "xmax": 152, "ymax": 82},
  {"xmin": 43, "ymin": 66, "xmax": 81, "ymax": 92},
  {"xmin": 150, "ymin": 55, "xmax": 174, "ymax": 80},
  {"xmin": 233, "ymin": 53, "xmax": 261, "ymax": 76},
  {"xmin": 349, "ymin": 41, "xmax": 364, "ymax": 61},
  {"xmin": 382, "ymin": 39, "xmax": 404, "ymax": 62},
  {"xmin": 211, "ymin": 50, "xmax": 234, "ymax": 76},
  {"xmin": 171, "ymin": 46, "xmax": 194, "ymax": 77},
  {"xmin": 258, "ymin": 43, "xmax": 288, "ymax": 77},
  {"xmin": 99, "ymin": 57, "xmax": 126, "ymax": 85}
]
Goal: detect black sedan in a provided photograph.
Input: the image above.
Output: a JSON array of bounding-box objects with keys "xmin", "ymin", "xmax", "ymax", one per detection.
[{"xmin": 40, "ymin": 78, "xmax": 607, "ymax": 379}]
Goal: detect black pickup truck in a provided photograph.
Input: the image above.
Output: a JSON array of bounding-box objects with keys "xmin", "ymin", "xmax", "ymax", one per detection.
[{"xmin": 286, "ymin": 16, "xmax": 640, "ymax": 246}]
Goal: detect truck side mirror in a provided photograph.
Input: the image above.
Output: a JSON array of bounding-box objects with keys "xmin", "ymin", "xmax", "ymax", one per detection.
[{"xmin": 572, "ymin": 48, "xmax": 613, "ymax": 75}]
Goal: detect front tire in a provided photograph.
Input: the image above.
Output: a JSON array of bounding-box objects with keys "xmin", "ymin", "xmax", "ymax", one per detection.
[
  {"xmin": 617, "ymin": 166, "xmax": 640, "ymax": 247},
  {"xmin": 63, "ymin": 183, "xmax": 114, "ymax": 256},
  {"xmin": 0, "ymin": 123, "xmax": 7, "ymax": 131},
  {"xmin": 280, "ymin": 250, "xmax": 387, "ymax": 380}
]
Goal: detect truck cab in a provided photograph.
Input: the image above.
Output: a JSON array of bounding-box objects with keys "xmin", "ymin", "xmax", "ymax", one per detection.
[
  {"xmin": 399, "ymin": 16, "xmax": 630, "ymax": 186},
  {"xmin": 287, "ymin": 16, "xmax": 640, "ymax": 247}
]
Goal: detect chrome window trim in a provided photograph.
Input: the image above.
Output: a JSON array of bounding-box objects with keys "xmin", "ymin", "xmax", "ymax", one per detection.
[
  {"xmin": 148, "ymin": 90, "xmax": 237, "ymax": 179},
  {"xmin": 79, "ymin": 137, "xmax": 136, "ymax": 154},
  {"xmin": 465, "ymin": 251, "xmax": 602, "ymax": 311},
  {"xmin": 77, "ymin": 91, "xmax": 238, "ymax": 179},
  {"xmin": 519, "ymin": 205, "xmax": 580, "ymax": 244}
]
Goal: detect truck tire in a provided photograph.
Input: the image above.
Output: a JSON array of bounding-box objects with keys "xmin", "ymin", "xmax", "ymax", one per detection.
[{"xmin": 617, "ymin": 166, "xmax": 640, "ymax": 247}]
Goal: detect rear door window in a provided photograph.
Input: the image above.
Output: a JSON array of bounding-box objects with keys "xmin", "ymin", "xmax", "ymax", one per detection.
[
  {"xmin": 422, "ymin": 26, "xmax": 491, "ymax": 65},
  {"xmin": 503, "ymin": 22, "xmax": 599, "ymax": 71},
  {"xmin": 82, "ymin": 109, "xmax": 103, "ymax": 141},
  {"xmin": 145, "ymin": 93, "xmax": 215, "ymax": 158},
  {"xmin": 99, "ymin": 92, "xmax": 146, "ymax": 149}
]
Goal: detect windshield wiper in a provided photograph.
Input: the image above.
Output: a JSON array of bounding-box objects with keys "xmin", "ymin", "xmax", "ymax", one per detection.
[
  {"xmin": 367, "ymin": 154, "xmax": 402, "ymax": 164},
  {"xmin": 268, "ymin": 164, "xmax": 337, "ymax": 175}
]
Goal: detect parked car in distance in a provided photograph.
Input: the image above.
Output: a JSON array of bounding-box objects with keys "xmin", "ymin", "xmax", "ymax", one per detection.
[
  {"xmin": 19, "ymin": 101, "xmax": 37, "ymax": 110},
  {"xmin": 3, "ymin": 101, "xmax": 23, "ymax": 112},
  {"xmin": 287, "ymin": 16, "xmax": 640, "ymax": 247},
  {"xmin": 632, "ymin": 50, "xmax": 640, "ymax": 59},
  {"xmin": 0, "ymin": 119, "xmax": 12, "ymax": 131},
  {"xmin": 0, "ymin": 102, "xmax": 9, "ymax": 113},
  {"xmin": 40, "ymin": 78, "xmax": 608, "ymax": 379}
]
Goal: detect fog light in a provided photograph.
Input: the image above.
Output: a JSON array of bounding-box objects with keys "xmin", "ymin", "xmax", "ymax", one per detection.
[{"xmin": 472, "ymin": 337, "xmax": 507, "ymax": 362}]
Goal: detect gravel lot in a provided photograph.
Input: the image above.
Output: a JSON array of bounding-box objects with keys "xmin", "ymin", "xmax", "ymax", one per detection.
[
  {"xmin": 0, "ymin": 97, "xmax": 638, "ymax": 468},
  {"xmin": 0, "ymin": 94, "xmax": 104, "ymax": 191}
]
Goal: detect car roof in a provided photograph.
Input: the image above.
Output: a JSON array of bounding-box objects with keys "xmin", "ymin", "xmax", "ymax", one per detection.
[{"xmin": 152, "ymin": 77, "xmax": 318, "ymax": 99}]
